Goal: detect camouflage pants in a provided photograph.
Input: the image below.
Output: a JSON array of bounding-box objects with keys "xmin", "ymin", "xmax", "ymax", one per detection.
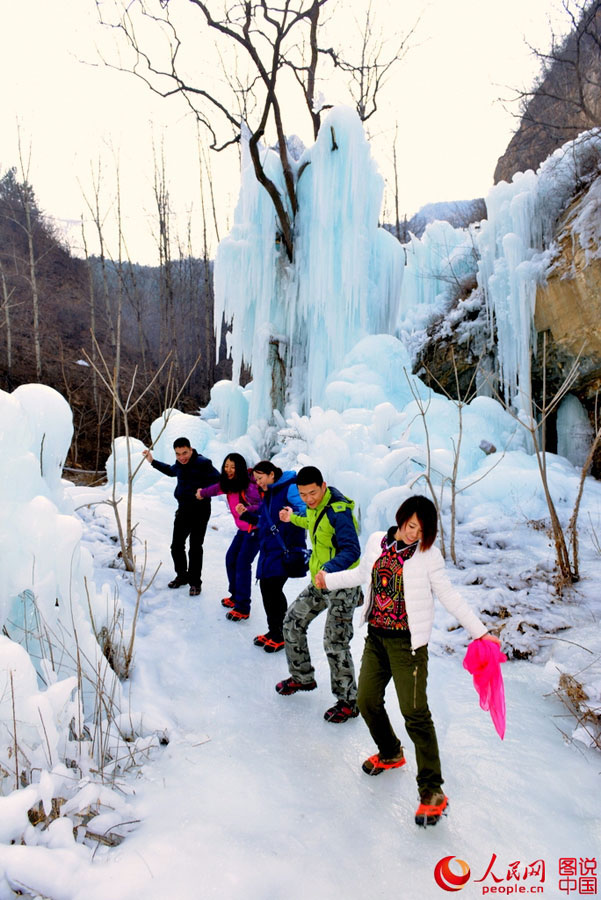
[{"xmin": 283, "ymin": 584, "xmax": 364, "ymax": 703}]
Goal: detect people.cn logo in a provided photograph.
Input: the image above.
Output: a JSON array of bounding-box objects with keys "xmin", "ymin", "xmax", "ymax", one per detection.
[{"xmin": 434, "ymin": 856, "xmax": 471, "ymax": 891}]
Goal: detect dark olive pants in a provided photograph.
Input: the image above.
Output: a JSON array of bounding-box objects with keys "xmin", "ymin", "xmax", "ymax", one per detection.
[{"xmin": 357, "ymin": 631, "xmax": 443, "ymax": 796}]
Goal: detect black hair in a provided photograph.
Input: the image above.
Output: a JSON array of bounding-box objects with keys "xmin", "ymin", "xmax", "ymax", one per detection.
[
  {"xmin": 252, "ymin": 460, "xmax": 283, "ymax": 483},
  {"xmin": 173, "ymin": 437, "xmax": 191, "ymax": 449},
  {"xmin": 220, "ymin": 453, "xmax": 250, "ymax": 493},
  {"xmin": 395, "ymin": 495, "xmax": 438, "ymax": 551},
  {"xmin": 296, "ymin": 465, "xmax": 324, "ymax": 487}
]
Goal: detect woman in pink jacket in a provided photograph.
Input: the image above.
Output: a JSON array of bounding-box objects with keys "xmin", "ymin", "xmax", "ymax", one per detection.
[
  {"xmin": 318, "ymin": 495, "xmax": 500, "ymax": 828},
  {"xmin": 197, "ymin": 454, "xmax": 261, "ymax": 622}
]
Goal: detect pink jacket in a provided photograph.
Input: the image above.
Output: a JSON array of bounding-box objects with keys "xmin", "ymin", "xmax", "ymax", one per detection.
[{"xmin": 200, "ymin": 475, "xmax": 261, "ymax": 532}]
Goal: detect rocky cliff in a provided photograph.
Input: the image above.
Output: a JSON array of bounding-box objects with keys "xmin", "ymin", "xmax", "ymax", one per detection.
[
  {"xmin": 495, "ymin": 2, "xmax": 601, "ymax": 185},
  {"xmin": 533, "ymin": 184, "xmax": 601, "ymax": 475},
  {"xmin": 535, "ymin": 181, "xmax": 601, "ymax": 399}
]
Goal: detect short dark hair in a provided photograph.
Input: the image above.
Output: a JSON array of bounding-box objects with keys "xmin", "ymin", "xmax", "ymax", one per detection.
[
  {"xmin": 253, "ymin": 460, "xmax": 283, "ymax": 482},
  {"xmin": 296, "ymin": 465, "xmax": 324, "ymax": 487},
  {"xmin": 395, "ymin": 495, "xmax": 437, "ymax": 551},
  {"xmin": 173, "ymin": 437, "xmax": 191, "ymax": 449}
]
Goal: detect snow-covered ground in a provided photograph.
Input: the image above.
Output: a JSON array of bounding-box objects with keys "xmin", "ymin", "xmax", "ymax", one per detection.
[
  {"xmin": 3, "ymin": 113, "xmax": 601, "ymax": 898},
  {"xmin": 2, "ymin": 475, "xmax": 598, "ymax": 900}
]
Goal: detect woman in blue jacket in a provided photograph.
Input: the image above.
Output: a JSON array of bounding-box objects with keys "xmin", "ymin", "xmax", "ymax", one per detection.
[{"xmin": 251, "ymin": 461, "xmax": 307, "ymax": 653}]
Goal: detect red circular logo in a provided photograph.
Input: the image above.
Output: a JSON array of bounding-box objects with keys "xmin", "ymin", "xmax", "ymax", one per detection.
[{"xmin": 434, "ymin": 856, "xmax": 471, "ymax": 892}]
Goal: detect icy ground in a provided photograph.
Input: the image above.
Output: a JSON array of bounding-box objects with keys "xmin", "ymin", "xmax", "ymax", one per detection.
[{"xmin": 6, "ymin": 482, "xmax": 597, "ymax": 900}]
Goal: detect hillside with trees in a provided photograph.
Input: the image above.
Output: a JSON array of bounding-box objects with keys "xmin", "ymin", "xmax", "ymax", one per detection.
[
  {"xmin": 495, "ymin": 0, "xmax": 601, "ymax": 182},
  {"xmin": 0, "ymin": 167, "xmax": 226, "ymax": 472}
]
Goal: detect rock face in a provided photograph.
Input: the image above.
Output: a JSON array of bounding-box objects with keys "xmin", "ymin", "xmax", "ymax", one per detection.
[
  {"xmin": 536, "ymin": 259, "xmax": 601, "ymax": 368},
  {"xmin": 535, "ymin": 187, "xmax": 601, "ymax": 399},
  {"xmin": 494, "ymin": 109, "xmax": 591, "ymax": 187},
  {"xmin": 494, "ymin": 4, "xmax": 601, "ymax": 184},
  {"xmin": 533, "ymin": 190, "xmax": 601, "ymax": 479}
]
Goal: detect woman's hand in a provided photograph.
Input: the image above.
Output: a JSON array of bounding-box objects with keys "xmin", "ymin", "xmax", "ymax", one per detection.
[
  {"xmin": 481, "ymin": 633, "xmax": 501, "ymax": 645},
  {"xmin": 196, "ymin": 488, "xmax": 204, "ymax": 500},
  {"xmin": 235, "ymin": 502, "xmax": 247, "ymax": 514},
  {"xmin": 314, "ymin": 570, "xmax": 327, "ymax": 589}
]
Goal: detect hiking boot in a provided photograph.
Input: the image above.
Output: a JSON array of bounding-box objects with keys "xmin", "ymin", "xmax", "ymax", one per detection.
[
  {"xmin": 275, "ymin": 677, "xmax": 317, "ymax": 695},
  {"xmin": 253, "ymin": 633, "xmax": 271, "ymax": 647},
  {"xmin": 189, "ymin": 584, "xmax": 201, "ymax": 596},
  {"xmin": 414, "ymin": 791, "xmax": 448, "ymax": 827},
  {"xmin": 362, "ymin": 750, "xmax": 406, "ymax": 776},
  {"xmin": 263, "ymin": 638, "xmax": 285, "ymax": 653},
  {"xmin": 225, "ymin": 610, "xmax": 250, "ymax": 622},
  {"xmin": 168, "ymin": 576, "xmax": 188, "ymax": 589},
  {"xmin": 323, "ymin": 700, "xmax": 360, "ymax": 723},
  {"xmin": 221, "ymin": 596, "xmax": 235, "ymax": 608}
]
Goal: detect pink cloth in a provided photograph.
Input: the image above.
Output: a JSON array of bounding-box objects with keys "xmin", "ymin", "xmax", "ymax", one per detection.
[{"xmin": 463, "ymin": 639, "xmax": 507, "ymax": 740}]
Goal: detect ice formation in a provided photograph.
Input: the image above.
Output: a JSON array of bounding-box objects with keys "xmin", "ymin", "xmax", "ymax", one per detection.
[
  {"xmin": 217, "ymin": 104, "xmax": 601, "ymax": 440},
  {"xmin": 475, "ymin": 131, "xmax": 601, "ymax": 411},
  {"xmin": 0, "ymin": 385, "xmax": 130, "ymax": 798},
  {"xmin": 396, "ymin": 218, "xmax": 479, "ymax": 346},
  {"xmin": 206, "ymin": 118, "xmax": 601, "ymax": 530},
  {"xmin": 106, "ymin": 409, "xmax": 215, "ymax": 487},
  {"xmin": 214, "ymin": 106, "xmax": 404, "ymax": 425},
  {"xmin": 557, "ymin": 393, "xmax": 594, "ymax": 468}
]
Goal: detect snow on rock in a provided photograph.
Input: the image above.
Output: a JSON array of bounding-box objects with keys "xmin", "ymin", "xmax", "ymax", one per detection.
[
  {"xmin": 403, "ymin": 197, "xmax": 487, "ymax": 238},
  {"xmin": 208, "ymin": 379, "xmax": 250, "ymax": 441}
]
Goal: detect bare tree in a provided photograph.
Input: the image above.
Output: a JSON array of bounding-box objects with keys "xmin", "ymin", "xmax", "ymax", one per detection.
[
  {"xmin": 525, "ymin": 0, "xmax": 601, "ymax": 129},
  {"xmin": 151, "ymin": 139, "xmax": 178, "ymax": 370},
  {"xmin": 320, "ymin": 1, "xmax": 416, "ymax": 125},
  {"xmin": 83, "ymin": 336, "xmax": 200, "ymax": 572},
  {"xmin": 15, "ymin": 133, "xmax": 43, "ymax": 380},
  {"xmin": 420, "ymin": 351, "xmax": 514, "ymax": 565},
  {"xmin": 0, "ymin": 145, "xmax": 63, "ymax": 384},
  {"xmin": 404, "ymin": 373, "xmax": 447, "ymax": 557},
  {"xmin": 80, "ymin": 158, "xmax": 119, "ymax": 356},
  {"xmin": 96, "ymin": 0, "xmax": 415, "ymax": 261},
  {"xmin": 484, "ymin": 335, "xmax": 584, "ymax": 589},
  {"xmin": 0, "ymin": 262, "xmax": 17, "ymax": 380},
  {"xmin": 566, "ymin": 390, "xmax": 601, "ymax": 577},
  {"xmin": 497, "ymin": 0, "xmax": 601, "ymax": 182}
]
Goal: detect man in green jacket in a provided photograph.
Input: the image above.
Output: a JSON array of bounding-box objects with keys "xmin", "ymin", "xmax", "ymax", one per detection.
[{"xmin": 275, "ymin": 465, "xmax": 363, "ymax": 723}]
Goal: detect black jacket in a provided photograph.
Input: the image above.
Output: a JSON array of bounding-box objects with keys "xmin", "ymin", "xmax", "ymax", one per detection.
[{"xmin": 152, "ymin": 450, "xmax": 220, "ymax": 507}]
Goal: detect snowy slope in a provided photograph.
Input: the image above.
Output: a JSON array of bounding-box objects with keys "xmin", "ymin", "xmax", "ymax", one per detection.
[{"xmin": 2, "ymin": 483, "xmax": 597, "ymax": 900}]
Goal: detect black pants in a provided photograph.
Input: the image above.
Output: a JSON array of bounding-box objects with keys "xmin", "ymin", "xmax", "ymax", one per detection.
[
  {"xmin": 259, "ymin": 575, "xmax": 289, "ymax": 641},
  {"xmin": 170, "ymin": 501, "xmax": 211, "ymax": 586}
]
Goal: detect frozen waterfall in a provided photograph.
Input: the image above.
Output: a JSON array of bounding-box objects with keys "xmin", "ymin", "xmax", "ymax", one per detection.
[{"xmin": 213, "ymin": 107, "xmax": 404, "ymax": 432}]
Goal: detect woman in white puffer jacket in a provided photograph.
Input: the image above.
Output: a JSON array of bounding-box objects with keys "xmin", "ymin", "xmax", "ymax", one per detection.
[{"xmin": 316, "ymin": 494, "xmax": 500, "ymax": 828}]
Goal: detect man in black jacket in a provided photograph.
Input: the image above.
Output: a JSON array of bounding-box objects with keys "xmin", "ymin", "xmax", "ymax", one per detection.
[{"xmin": 142, "ymin": 437, "xmax": 219, "ymax": 596}]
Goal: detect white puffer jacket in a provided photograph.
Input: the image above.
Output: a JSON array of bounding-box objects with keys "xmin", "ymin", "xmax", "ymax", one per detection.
[{"xmin": 323, "ymin": 531, "xmax": 488, "ymax": 651}]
